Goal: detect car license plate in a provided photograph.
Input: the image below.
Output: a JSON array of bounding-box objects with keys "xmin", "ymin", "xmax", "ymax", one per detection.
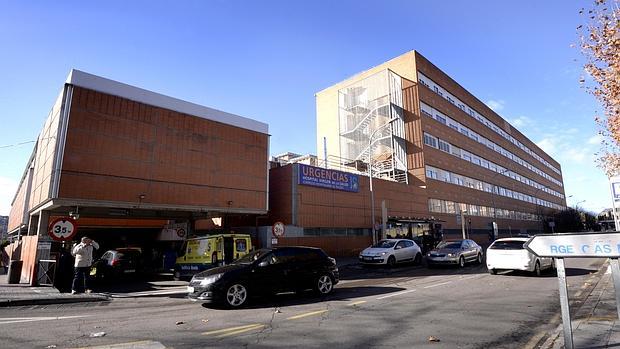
[
  {"xmin": 363, "ymin": 257, "xmax": 372, "ymax": 261},
  {"xmin": 124, "ymin": 269, "xmax": 136, "ymax": 273},
  {"xmin": 187, "ymin": 286, "xmax": 194, "ymax": 293}
]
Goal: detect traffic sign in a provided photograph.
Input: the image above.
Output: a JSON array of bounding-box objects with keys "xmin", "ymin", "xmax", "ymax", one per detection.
[
  {"xmin": 525, "ymin": 232, "xmax": 620, "ymax": 258},
  {"xmin": 48, "ymin": 217, "xmax": 78, "ymax": 241},
  {"xmin": 272, "ymin": 221, "xmax": 285, "ymax": 237}
]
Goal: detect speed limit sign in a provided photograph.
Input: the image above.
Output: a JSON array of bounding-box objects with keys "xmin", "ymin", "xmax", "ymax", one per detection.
[
  {"xmin": 272, "ymin": 221, "xmax": 285, "ymax": 237},
  {"xmin": 48, "ymin": 217, "xmax": 78, "ymax": 241}
]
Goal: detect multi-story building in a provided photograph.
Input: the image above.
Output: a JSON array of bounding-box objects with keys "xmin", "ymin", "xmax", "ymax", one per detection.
[{"xmin": 308, "ymin": 50, "xmax": 566, "ymax": 240}]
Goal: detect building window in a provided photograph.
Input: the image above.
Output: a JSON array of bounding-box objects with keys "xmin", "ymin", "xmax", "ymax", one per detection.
[
  {"xmin": 438, "ymin": 139, "xmax": 451, "ymax": 153},
  {"xmin": 424, "ymin": 133, "xmax": 438, "ymax": 148}
]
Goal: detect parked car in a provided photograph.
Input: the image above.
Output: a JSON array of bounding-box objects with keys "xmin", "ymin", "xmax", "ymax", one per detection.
[
  {"xmin": 486, "ymin": 237, "xmax": 554, "ymax": 276},
  {"xmin": 426, "ymin": 239, "xmax": 483, "ymax": 267},
  {"xmin": 90, "ymin": 248, "xmax": 142, "ymax": 279},
  {"xmin": 359, "ymin": 239, "xmax": 422, "ymax": 267},
  {"xmin": 187, "ymin": 246, "xmax": 339, "ymax": 307}
]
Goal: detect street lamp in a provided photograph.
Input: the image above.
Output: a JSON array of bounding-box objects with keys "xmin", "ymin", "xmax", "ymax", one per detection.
[{"xmin": 369, "ymin": 117, "xmax": 398, "ymax": 245}]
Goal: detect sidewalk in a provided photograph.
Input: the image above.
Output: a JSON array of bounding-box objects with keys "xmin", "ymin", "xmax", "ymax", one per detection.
[
  {"xmin": 0, "ymin": 273, "xmax": 110, "ymax": 307},
  {"xmin": 543, "ymin": 262, "xmax": 620, "ymax": 349}
]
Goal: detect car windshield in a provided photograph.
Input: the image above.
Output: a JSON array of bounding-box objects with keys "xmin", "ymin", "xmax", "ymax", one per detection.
[
  {"xmin": 232, "ymin": 249, "xmax": 271, "ymax": 264},
  {"xmin": 372, "ymin": 240, "xmax": 396, "ymax": 248},
  {"xmin": 489, "ymin": 241, "xmax": 525, "ymax": 250},
  {"xmin": 115, "ymin": 250, "xmax": 140, "ymax": 259},
  {"xmin": 436, "ymin": 242, "xmax": 462, "ymax": 249}
]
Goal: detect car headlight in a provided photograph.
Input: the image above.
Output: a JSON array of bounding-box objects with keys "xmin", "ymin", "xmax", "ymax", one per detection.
[
  {"xmin": 447, "ymin": 253, "xmax": 455, "ymax": 257},
  {"xmin": 377, "ymin": 252, "xmax": 387, "ymax": 256},
  {"xmin": 198, "ymin": 274, "xmax": 223, "ymax": 286},
  {"xmin": 427, "ymin": 253, "xmax": 431, "ymax": 256}
]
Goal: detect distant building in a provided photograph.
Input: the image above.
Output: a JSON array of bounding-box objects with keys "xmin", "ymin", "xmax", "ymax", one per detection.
[
  {"xmin": 597, "ymin": 208, "xmax": 618, "ymax": 231},
  {"xmin": 0, "ymin": 216, "xmax": 8, "ymax": 241}
]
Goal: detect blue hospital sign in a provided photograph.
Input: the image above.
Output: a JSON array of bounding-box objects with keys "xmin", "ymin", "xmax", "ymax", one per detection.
[{"xmin": 298, "ymin": 164, "xmax": 359, "ymax": 192}]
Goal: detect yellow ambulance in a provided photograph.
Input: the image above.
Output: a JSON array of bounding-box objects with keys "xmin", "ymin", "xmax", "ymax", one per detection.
[{"xmin": 173, "ymin": 233, "xmax": 252, "ymax": 280}]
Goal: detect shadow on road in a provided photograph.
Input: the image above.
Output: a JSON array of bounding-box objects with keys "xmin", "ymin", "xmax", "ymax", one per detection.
[
  {"xmin": 201, "ymin": 285, "xmax": 406, "ymax": 310},
  {"xmin": 338, "ymin": 261, "xmax": 488, "ymax": 281}
]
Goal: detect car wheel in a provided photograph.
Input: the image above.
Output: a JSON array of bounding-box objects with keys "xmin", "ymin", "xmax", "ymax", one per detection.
[
  {"xmin": 225, "ymin": 284, "xmax": 248, "ymax": 307},
  {"xmin": 476, "ymin": 253, "xmax": 483, "ymax": 264},
  {"xmin": 488, "ymin": 268, "xmax": 497, "ymax": 275},
  {"xmin": 315, "ymin": 274, "xmax": 334, "ymax": 295},
  {"xmin": 458, "ymin": 256, "xmax": 465, "ymax": 268},
  {"xmin": 413, "ymin": 253, "xmax": 422, "ymax": 265},
  {"xmin": 533, "ymin": 261, "xmax": 542, "ymax": 277},
  {"xmin": 173, "ymin": 271, "xmax": 181, "ymax": 281},
  {"xmin": 387, "ymin": 256, "xmax": 396, "ymax": 268}
]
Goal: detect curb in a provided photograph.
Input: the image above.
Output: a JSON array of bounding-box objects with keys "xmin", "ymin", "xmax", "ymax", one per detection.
[
  {"xmin": 534, "ymin": 260, "xmax": 609, "ymax": 349},
  {"xmin": 0, "ymin": 295, "xmax": 110, "ymax": 307}
]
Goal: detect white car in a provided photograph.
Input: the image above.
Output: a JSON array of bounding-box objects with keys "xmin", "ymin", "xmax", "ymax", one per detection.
[
  {"xmin": 359, "ymin": 239, "xmax": 422, "ymax": 267},
  {"xmin": 486, "ymin": 237, "xmax": 554, "ymax": 276}
]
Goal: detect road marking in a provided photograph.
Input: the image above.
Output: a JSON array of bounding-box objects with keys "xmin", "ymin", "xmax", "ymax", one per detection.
[
  {"xmin": 216, "ymin": 324, "xmax": 265, "ymax": 338},
  {"xmin": 424, "ymin": 281, "xmax": 451, "ymax": 289},
  {"xmin": 376, "ymin": 289, "xmax": 416, "ymax": 300},
  {"xmin": 347, "ymin": 300, "xmax": 367, "ymax": 306},
  {"xmin": 0, "ymin": 315, "xmax": 88, "ymax": 325},
  {"xmin": 108, "ymin": 287, "xmax": 188, "ymax": 298},
  {"xmin": 459, "ymin": 275, "xmax": 481, "ymax": 281},
  {"xmin": 286, "ymin": 309, "xmax": 328, "ymax": 320},
  {"xmin": 202, "ymin": 323, "xmax": 263, "ymax": 336},
  {"xmin": 71, "ymin": 340, "xmax": 166, "ymax": 349}
]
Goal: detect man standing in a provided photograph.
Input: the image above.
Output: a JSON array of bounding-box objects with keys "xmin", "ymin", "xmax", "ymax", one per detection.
[{"xmin": 71, "ymin": 236, "xmax": 99, "ymax": 294}]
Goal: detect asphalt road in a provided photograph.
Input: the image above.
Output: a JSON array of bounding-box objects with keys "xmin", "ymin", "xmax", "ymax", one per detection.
[{"xmin": 0, "ymin": 258, "xmax": 605, "ymax": 349}]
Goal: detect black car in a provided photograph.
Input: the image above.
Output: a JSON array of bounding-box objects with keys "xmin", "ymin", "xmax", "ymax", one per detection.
[
  {"xmin": 187, "ymin": 246, "xmax": 339, "ymax": 307},
  {"xmin": 90, "ymin": 248, "xmax": 142, "ymax": 280}
]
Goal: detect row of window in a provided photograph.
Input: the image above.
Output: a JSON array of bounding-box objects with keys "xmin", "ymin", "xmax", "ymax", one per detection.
[
  {"xmin": 420, "ymin": 102, "xmax": 562, "ymax": 187},
  {"xmin": 423, "ymin": 132, "xmax": 565, "ymax": 200},
  {"xmin": 417, "ymin": 72, "xmax": 562, "ymax": 176},
  {"xmin": 425, "ymin": 165, "xmax": 564, "ymax": 210},
  {"xmin": 428, "ymin": 198, "xmax": 539, "ymax": 221}
]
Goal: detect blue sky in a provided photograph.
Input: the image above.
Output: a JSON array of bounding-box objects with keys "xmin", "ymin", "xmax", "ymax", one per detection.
[{"xmin": 0, "ymin": 1, "xmax": 612, "ymax": 215}]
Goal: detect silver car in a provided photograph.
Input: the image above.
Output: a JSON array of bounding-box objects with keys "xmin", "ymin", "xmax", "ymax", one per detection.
[{"xmin": 426, "ymin": 239, "xmax": 483, "ymax": 268}]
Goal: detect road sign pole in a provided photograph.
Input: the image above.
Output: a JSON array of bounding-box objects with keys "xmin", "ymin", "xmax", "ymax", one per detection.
[
  {"xmin": 555, "ymin": 258, "xmax": 574, "ymax": 349},
  {"xmin": 610, "ymin": 258, "xmax": 620, "ymax": 321}
]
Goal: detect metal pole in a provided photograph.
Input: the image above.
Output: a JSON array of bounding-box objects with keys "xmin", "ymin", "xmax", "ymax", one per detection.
[
  {"xmin": 555, "ymin": 258, "xmax": 574, "ymax": 349},
  {"xmin": 610, "ymin": 179, "xmax": 620, "ymax": 231},
  {"xmin": 370, "ymin": 166, "xmax": 376, "ymax": 245},
  {"xmin": 610, "ymin": 258, "xmax": 620, "ymax": 321},
  {"xmin": 461, "ymin": 212, "xmax": 465, "ymax": 239}
]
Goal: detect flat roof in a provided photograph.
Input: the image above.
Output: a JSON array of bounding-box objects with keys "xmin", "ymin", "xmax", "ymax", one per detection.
[{"xmin": 66, "ymin": 69, "xmax": 269, "ymax": 134}]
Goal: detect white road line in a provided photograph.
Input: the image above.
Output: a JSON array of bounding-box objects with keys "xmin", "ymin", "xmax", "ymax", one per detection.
[
  {"xmin": 0, "ymin": 315, "xmax": 88, "ymax": 325},
  {"xmin": 423, "ymin": 281, "xmax": 451, "ymax": 289},
  {"xmin": 108, "ymin": 287, "xmax": 188, "ymax": 298},
  {"xmin": 376, "ymin": 289, "xmax": 416, "ymax": 300},
  {"xmin": 71, "ymin": 340, "xmax": 166, "ymax": 349},
  {"xmin": 459, "ymin": 275, "xmax": 482, "ymax": 281}
]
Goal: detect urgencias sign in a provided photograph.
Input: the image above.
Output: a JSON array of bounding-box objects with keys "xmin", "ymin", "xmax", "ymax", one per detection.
[{"xmin": 298, "ymin": 164, "xmax": 359, "ymax": 192}]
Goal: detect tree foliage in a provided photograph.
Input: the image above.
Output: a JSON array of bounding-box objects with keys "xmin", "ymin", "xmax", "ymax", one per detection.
[
  {"xmin": 546, "ymin": 207, "xmax": 597, "ymax": 233},
  {"xmin": 579, "ymin": 0, "xmax": 620, "ymax": 176}
]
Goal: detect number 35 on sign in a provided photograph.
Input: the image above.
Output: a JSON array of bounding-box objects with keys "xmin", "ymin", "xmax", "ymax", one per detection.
[{"xmin": 48, "ymin": 217, "xmax": 78, "ymax": 241}]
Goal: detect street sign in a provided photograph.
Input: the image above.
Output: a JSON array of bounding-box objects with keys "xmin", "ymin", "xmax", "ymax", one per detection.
[
  {"xmin": 272, "ymin": 222, "xmax": 285, "ymax": 237},
  {"xmin": 525, "ymin": 232, "xmax": 620, "ymax": 258},
  {"xmin": 48, "ymin": 217, "xmax": 78, "ymax": 241},
  {"xmin": 525, "ymin": 231, "xmax": 620, "ymax": 349}
]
